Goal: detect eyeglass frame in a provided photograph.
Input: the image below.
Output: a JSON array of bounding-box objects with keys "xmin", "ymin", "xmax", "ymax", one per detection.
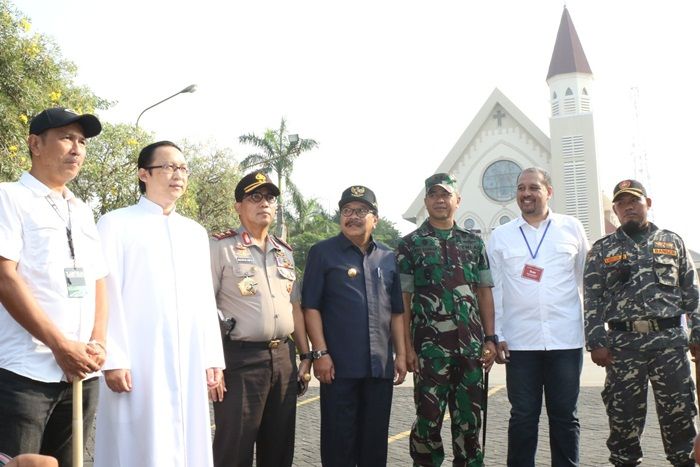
[
  {"xmin": 244, "ymin": 192, "xmax": 278, "ymax": 204},
  {"xmin": 340, "ymin": 206, "xmax": 376, "ymax": 218},
  {"xmin": 143, "ymin": 163, "xmax": 190, "ymax": 175}
]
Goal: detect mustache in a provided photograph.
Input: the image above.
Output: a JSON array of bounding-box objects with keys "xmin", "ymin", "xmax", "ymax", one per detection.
[{"xmin": 344, "ymin": 219, "xmax": 364, "ymax": 227}]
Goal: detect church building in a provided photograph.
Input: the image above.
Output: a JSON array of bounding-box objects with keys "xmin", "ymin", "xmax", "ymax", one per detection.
[{"xmin": 403, "ymin": 7, "xmax": 611, "ymax": 243}]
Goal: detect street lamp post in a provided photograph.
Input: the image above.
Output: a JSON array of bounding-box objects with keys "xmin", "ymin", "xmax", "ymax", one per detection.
[{"xmin": 135, "ymin": 84, "xmax": 197, "ymax": 127}]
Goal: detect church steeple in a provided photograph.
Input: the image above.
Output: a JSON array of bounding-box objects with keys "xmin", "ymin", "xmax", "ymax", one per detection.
[
  {"xmin": 546, "ymin": 7, "xmax": 592, "ymax": 80},
  {"xmin": 546, "ymin": 7, "xmax": 603, "ymax": 242}
]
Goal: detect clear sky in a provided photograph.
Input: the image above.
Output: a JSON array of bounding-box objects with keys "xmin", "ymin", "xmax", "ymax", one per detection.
[{"xmin": 12, "ymin": 0, "xmax": 700, "ymax": 249}]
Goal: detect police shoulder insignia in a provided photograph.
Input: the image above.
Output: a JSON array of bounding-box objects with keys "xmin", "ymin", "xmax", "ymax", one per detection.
[
  {"xmin": 212, "ymin": 228, "xmax": 238, "ymax": 240},
  {"xmin": 273, "ymin": 235, "xmax": 294, "ymax": 251}
]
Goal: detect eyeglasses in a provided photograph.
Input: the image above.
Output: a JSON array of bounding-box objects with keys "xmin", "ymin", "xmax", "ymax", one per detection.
[
  {"xmin": 341, "ymin": 207, "xmax": 375, "ymax": 218},
  {"xmin": 144, "ymin": 163, "xmax": 190, "ymax": 175},
  {"xmin": 245, "ymin": 192, "xmax": 278, "ymax": 204}
]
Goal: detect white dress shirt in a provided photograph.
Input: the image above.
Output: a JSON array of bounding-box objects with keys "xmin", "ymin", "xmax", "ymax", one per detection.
[
  {"xmin": 0, "ymin": 172, "xmax": 107, "ymax": 382},
  {"xmin": 487, "ymin": 211, "xmax": 589, "ymax": 350}
]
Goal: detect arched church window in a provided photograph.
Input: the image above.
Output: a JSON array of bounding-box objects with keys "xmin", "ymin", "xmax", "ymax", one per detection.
[
  {"xmin": 565, "ymin": 87, "xmax": 573, "ymax": 96},
  {"xmin": 582, "ymin": 88, "xmax": 588, "ymax": 95},
  {"xmin": 482, "ymin": 160, "xmax": 521, "ymax": 202},
  {"xmin": 552, "ymin": 91, "xmax": 557, "ymax": 99}
]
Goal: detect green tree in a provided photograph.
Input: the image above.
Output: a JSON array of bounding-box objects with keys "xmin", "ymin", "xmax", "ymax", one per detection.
[
  {"xmin": 373, "ymin": 218, "xmax": 402, "ymax": 249},
  {"xmin": 177, "ymin": 141, "xmax": 240, "ymax": 232},
  {"xmin": 239, "ymin": 118, "xmax": 318, "ymax": 238},
  {"xmin": 70, "ymin": 123, "xmax": 151, "ymax": 218},
  {"xmin": 286, "ymin": 193, "xmax": 337, "ymax": 274},
  {"xmin": 0, "ymin": 0, "xmax": 109, "ymax": 182}
]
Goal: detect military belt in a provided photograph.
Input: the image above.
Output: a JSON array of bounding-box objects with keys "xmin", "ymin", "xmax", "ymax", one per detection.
[
  {"xmin": 229, "ymin": 336, "xmax": 291, "ymax": 349},
  {"xmin": 607, "ymin": 316, "xmax": 681, "ymax": 333}
]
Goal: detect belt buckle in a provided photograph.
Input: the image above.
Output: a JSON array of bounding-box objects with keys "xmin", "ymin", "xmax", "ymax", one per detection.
[
  {"xmin": 632, "ymin": 320, "xmax": 650, "ymax": 333},
  {"xmin": 268, "ymin": 339, "xmax": 281, "ymax": 349}
]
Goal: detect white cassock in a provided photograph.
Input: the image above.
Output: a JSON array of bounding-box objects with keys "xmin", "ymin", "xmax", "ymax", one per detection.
[{"xmin": 94, "ymin": 197, "xmax": 225, "ymax": 467}]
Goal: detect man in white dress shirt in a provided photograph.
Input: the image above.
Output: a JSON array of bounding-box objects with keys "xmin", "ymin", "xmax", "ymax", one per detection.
[
  {"xmin": 0, "ymin": 107, "xmax": 106, "ymax": 467},
  {"xmin": 487, "ymin": 167, "xmax": 589, "ymax": 467},
  {"xmin": 94, "ymin": 141, "xmax": 225, "ymax": 467}
]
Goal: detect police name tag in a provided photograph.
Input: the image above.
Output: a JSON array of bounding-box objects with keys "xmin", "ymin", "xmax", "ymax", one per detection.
[
  {"xmin": 64, "ymin": 267, "xmax": 87, "ymax": 298},
  {"xmin": 522, "ymin": 264, "xmax": 544, "ymax": 282}
]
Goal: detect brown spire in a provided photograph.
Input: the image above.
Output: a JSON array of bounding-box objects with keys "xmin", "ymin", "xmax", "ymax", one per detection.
[{"xmin": 546, "ymin": 7, "xmax": 592, "ymax": 80}]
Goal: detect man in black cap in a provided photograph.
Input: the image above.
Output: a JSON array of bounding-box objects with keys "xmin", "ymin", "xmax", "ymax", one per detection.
[
  {"xmin": 302, "ymin": 185, "xmax": 406, "ymax": 467},
  {"xmin": 0, "ymin": 108, "xmax": 107, "ymax": 466},
  {"xmin": 584, "ymin": 179, "xmax": 700, "ymax": 467},
  {"xmin": 209, "ymin": 171, "xmax": 310, "ymax": 467}
]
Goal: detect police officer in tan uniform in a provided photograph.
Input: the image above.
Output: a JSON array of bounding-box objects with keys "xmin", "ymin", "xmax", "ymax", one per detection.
[{"xmin": 209, "ymin": 172, "xmax": 310, "ymax": 467}]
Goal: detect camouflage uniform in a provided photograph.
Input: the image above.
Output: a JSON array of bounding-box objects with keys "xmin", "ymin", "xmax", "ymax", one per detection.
[
  {"xmin": 397, "ymin": 220, "xmax": 493, "ymax": 467},
  {"xmin": 584, "ymin": 223, "xmax": 700, "ymax": 467}
]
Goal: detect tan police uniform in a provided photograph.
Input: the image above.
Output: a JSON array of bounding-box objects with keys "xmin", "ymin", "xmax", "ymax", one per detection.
[{"xmin": 210, "ymin": 226, "xmax": 298, "ymax": 467}]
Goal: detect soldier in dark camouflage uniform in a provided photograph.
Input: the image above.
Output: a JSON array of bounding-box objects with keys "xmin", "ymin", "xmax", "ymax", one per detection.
[
  {"xmin": 397, "ymin": 173, "xmax": 497, "ymax": 467},
  {"xmin": 583, "ymin": 179, "xmax": 699, "ymax": 467}
]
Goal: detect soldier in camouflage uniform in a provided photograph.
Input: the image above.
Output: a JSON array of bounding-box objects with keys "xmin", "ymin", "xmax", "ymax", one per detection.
[
  {"xmin": 397, "ymin": 173, "xmax": 497, "ymax": 467},
  {"xmin": 583, "ymin": 179, "xmax": 700, "ymax": 467}
]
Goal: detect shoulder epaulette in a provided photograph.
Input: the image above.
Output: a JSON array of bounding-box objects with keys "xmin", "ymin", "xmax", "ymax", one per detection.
[
  {"xmin": 273, "ymin": 235, "xmax": 294, "ymax": 251},
  {"xmin": 211, "ymin": 228, "xmax": 238, "ymax": 240}
]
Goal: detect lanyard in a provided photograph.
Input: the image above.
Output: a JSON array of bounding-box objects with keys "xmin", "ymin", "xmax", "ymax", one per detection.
[
  {"xmin": 45, "ymin": 195, "xmax": 76, "ymax": 264},
  {"xmin": 519, "ymin": 220, "xmax": 551, "ymax": 259}
]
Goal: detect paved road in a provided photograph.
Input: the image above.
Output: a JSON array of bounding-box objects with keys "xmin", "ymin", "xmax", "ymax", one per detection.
[{"xmin": 84, "ymin": 357, "xmax": 677, "ymax": 466}]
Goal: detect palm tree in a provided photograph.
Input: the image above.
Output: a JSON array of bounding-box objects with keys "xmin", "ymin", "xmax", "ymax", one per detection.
[
  {"xmin": 239, "ymin": 118, "xmax": 318, "ymax": 239},
  {"xmin": 288, "ymin": 191, "xmax": 329, "ymax": 235}
]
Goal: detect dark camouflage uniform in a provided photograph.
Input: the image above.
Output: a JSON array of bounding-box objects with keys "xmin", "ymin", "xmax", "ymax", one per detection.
[
  {"xmin": 397, "ymin": 220, "xmax": 493, "ymax": 467},
  {"xmin": 584, "ymin": 223, "xmax": 699, "ymax": 467}
]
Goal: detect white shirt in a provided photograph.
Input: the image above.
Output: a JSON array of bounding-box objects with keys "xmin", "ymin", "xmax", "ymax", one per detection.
[
  {"xmin": 0, "ymin": 172, "xmax": 107, "ymax": 382},
  {"xmin": 487, "ymin": 211, "xmax": 589, "ymax": 350},
  {"xmin": 94, "ymin": 197, "xmax": 224, "ymax": 467}
]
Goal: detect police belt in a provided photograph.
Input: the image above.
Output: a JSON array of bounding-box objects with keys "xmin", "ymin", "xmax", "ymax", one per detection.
[
  {"xmin": 229, "ymin": 336, "xmax": 291, "ymax": 349},
  {"xmin": 607, "ymin": 316, "xmax": 681, "ymax": 333}
]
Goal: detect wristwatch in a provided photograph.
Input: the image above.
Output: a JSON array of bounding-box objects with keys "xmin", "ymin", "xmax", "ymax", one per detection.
[
  {"xmin": 484, "ymin": 335, "xmax": 499, "ymax": 345},
  {"xmin": 311, "ymin": 349, "xmax": 329, "ymax": 360},
  {"xmin": 299, "ymin": 352, "xmax": 313, "ymax": 361}
]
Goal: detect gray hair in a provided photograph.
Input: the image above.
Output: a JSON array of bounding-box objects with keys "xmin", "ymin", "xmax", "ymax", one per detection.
[{"xmin": 518, "ymin": 167, "xmax": 552, "ymax": 188}]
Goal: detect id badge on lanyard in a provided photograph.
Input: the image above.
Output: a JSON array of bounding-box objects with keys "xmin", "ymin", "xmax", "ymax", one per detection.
[{"xmin": 519, "ymin": 220, "xmax": 551, "ymax": 282}]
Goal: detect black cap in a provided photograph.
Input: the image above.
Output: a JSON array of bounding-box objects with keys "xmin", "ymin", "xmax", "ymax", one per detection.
[
  {"xmin": 338, "ymin": 185, "xmax": 378, "ymax": 212},
  {"xmin": 235, "ymin": 171, "xmax": 280, "ymax": 202},
  {"xmin": 612, "ymin": 179, "xmax": 647, "ymax": 202},
  {"xmin": 29, "ymin": 107, "xmax": 102, "ymax": 138}
]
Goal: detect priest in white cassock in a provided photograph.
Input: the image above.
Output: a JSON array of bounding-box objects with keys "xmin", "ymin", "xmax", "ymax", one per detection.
[{"xmin": 93, "ymin": 141, "xmax": 225, "ymax": 467}]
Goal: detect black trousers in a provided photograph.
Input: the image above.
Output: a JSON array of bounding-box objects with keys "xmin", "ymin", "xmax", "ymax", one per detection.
[
  {"xmin": 0, "ymin": 368, "xmax": 99, "ymax": 467},
  {"xmin": 320, "ymin": 377, "xmax": 394, "ymax": 467},
  {"xmin": 212, "ymin": 339, "xmax": 297, "ymax": 467}
]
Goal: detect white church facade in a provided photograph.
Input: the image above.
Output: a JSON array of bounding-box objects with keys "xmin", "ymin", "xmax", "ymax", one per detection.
[{"xmin": 403, "ymin": 8, "xmax": 612, "ymax": 243}]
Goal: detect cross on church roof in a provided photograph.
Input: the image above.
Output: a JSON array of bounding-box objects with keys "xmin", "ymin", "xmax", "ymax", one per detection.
[{"xmin": 493, "ymin": 109, "xmax": 506, "ymax": 127}]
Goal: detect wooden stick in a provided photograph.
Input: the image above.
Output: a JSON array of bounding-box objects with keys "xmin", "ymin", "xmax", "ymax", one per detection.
[
  {"xmin": 696, "ymin": 357, "xmax": 699, "ymax": 418},
  {"xmin": 72, "ymin": 379, "xmax": 83, "ymax": 467}
]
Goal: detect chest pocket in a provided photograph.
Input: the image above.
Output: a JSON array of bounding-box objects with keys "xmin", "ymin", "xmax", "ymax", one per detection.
[
  {"xmin": 413, "ymin": 245, "xmax": 444, "ymax": 287},
  {"xmin": 25, "ymin": 224, "xmax": 66, "ymax": 267},
  {"xmin": 554, "ymin": 243, "xmax": 578, "ymax": 260},
  {"xmin": 602, "ymin": 261, "xmax": 632, "ymax": 291},
  {"xmin": 455, "ymin": 243, "xmax": 481, "ymax": 283},
  {"xmin": 501, "ymin": 248, "xmax": 529, "ymax": 277},
  {"xmin": 653, "ymin": 253, "xmax": 679, "ymax": 287}
]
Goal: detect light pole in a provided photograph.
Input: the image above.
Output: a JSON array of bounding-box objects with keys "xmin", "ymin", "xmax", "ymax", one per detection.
[{"xmin": 135, "ymin": 84, "xmax": 197, "ymax": 127}]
